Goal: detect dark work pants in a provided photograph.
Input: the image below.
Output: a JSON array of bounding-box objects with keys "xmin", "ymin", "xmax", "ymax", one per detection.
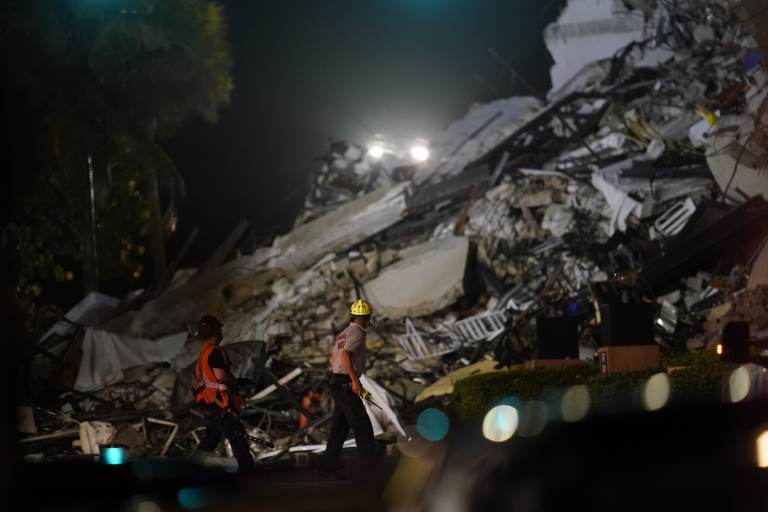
[
  {"xmin": 321, "ymin": 373, "xmax": 375, "ymax": 469},
  {"xmin": 196, "ymin": 404, "xmax": 254, "ymax": 472}
]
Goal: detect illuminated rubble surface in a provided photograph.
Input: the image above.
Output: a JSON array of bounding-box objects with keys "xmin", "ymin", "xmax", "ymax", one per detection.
[{"xmin": 20, "ymin": 0, "xmax": 768, "ymax": 466}]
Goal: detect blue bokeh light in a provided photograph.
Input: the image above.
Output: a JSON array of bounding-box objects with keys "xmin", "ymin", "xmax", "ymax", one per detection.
[
  {"xmin": 102, "ymin": 447, "xmax": 126, "ymax": 465},
  {"xmin": 416, "ymin": 407, "xmax": 450, "ymax": 442},
  {"xmin": 178, "ymin": 487, "xmax": 217, "ymax": 510}
]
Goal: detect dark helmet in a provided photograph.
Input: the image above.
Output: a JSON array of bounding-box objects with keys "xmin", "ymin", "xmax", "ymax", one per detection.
[{"xmin": 196, "ymin": 314, "xmax": 223, "ymax": 340}]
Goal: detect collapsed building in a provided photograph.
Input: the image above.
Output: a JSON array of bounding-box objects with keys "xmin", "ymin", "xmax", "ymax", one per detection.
[{"xmin": 18, "ymin": 0, "xmax": 768, "ymax": 467}]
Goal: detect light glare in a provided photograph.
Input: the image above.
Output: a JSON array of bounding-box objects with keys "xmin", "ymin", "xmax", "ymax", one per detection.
[
  {"xmin": 368, "ymin": 145, "xmax": 385, "ymax": 159},
  {"xmin": 397, "ymin": 425, "xmax": 431, "ymax": 458},
  {"xmin": 757, "ymin": 430, "xmax": 768, "ymax": 468},
  {"xmin": 560, "ymin": 385, "xmax": 590, "ymax": 423},
  {"xmin": 410, "ymin": 145, "xmax": 430, "ymax": 162},
  {"xmin": 482, "ymin": 405, "xmax": 518, "ymax": 443},
  {"xmin": 729, "ymin": 366, "xmax": 751, "ymax": 403},
  {"xmin": 416, "ymin": 408, "xmax": 450, "ymax": 442},
  {"xmin": 102, "ymin": 447, "xmax": 127, "ymax": 465},
  {"xmin": 137, "ymin": 501, "xmax": 162, "ymax": 512},
  {"xmin": 642, "ymin": 372, "xmax": 671, "ymax": 411}
]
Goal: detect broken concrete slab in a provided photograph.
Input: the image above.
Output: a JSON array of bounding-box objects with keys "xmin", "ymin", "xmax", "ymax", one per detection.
[
  {"xmin": 365, "ymin": 236, "xmax": 470, "ymax": 319},
  {"xmin": 269, "ymin": 182, "xmax": 410, "ymax": 271},
  {"xmin": 413, "ymin": 97, "xmax": 542, "ymax": 185},
  {"xmin": 102, "ymin": 251, "xmax": 272, "ymax": 339}
]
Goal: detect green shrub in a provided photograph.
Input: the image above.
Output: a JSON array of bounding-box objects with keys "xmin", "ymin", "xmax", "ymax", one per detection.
[{"xmin": 453, "ymin": 351, "xmax": 732, "ymax": 422}]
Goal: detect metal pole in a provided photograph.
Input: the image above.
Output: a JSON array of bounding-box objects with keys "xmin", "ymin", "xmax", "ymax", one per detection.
[{"xmin": 87, "ymin": 154, "xmax": 99, "ymax": 286}]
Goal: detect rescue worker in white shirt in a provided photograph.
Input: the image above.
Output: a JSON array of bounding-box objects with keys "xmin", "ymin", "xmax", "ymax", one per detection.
[
  {"xmin": 192, "ymin": 314, "xmax": 254, "ymax": 472},
  {"xmin": 319, "ymin": 299, "xmax": 376, "ymax": 471}
]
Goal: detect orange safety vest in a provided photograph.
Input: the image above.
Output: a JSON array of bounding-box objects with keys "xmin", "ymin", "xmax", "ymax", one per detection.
[
  {"xmin": 194, "ymin": 342, "xmax": 241, "ymax": 410},
  {"xmin": 299, "ymin": 390, "xmax": 324, "ymax": 429}
]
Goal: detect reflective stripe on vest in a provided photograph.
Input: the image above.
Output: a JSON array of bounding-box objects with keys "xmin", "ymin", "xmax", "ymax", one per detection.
[
  {"xmin": 202, "ymin": 371, "xmax": 227, "ymax": 391},
  {"xmin": 195, "ymin": 342, "xmax": 231, "ymax": 407}
]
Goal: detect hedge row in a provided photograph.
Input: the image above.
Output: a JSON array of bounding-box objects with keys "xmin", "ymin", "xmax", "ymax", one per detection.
[{"xmin": 452, "ymin": 351, "xmax": 733, "ymax": 422}]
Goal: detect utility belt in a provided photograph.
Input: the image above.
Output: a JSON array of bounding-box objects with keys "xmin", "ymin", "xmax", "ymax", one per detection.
[
  {"xmin": 192, "ymin": 384, "xmax": 238, "ymax": 412},
  {"xmin": 328, "ymin": 373, "xmax": 381, "ymax": 409},
  {"xmin": 197, "ymin": 402, "xmax": 232, "ymax": 422},
  {"xmin": 329, "ymin": 373, "xmax": 353, "ymax": 388}
]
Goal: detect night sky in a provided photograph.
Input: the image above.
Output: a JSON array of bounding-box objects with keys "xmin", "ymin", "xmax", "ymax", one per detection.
[{"xmin": 163, "ymin": 0, "xmax": 565, "ymax": 264}]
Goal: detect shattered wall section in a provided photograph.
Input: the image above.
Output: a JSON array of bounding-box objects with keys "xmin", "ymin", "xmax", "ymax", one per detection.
[{"xmin": 545, "ymin": 0, "xmax": 649, "ymax": 92}]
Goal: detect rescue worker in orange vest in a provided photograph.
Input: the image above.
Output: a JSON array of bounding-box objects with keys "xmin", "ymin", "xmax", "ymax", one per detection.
[
  {"xmin": 319, "ymin": 299, "xmax": 375, "ymax": 472},
  {"xmin": 192, "ymin": 314, "xmax": 254, "ymax": 472},
  {"xmin": 299, "ymin": 386, "xmax": 325, "ymax": 430}
]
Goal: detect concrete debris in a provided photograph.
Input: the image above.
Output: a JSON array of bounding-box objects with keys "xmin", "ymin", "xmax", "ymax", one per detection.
[
  {"xmin": 366, "ymin": 236, "xmax": 470, "ymax": 319},
  {"xmin": 545, "ymin": 0, "xmax": 649, "ymax": 94},
  {"xmin": 77, "ymin": 422, "xmax": 117, "ymax": 455},
  {"xmin": 25, "ymin": 0, "xmax": 768, "ymax": 464},
  {"xmin": 270, "ymin": 182, "xmax": 410, "ymax": 271},
  {"xmin": 38, "ymin": 292, "xmax": 120, "ymax": 345}
]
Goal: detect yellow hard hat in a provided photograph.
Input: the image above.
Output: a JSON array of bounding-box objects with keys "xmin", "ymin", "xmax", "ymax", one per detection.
[{"xmin": 350, "ymin": 299, "xmax": 372, "ymax": 316}]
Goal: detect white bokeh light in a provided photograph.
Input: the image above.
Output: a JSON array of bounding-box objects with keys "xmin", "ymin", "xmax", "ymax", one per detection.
[
  {"xmin": 642, "ymin": 372, "xmax": 671, "ymax": 411},
  {"xmin": 757, "ymin": 430, "xmax": 768, "ymax": 468},
  {"xmin": 368, "ymin": 145, "xmax": 385, "ymax": 159},
  {"xmin": 729, "ymin": 366, "xmax": 751, "ymax": 403},
  {"xmin": 482, "ymin": 405, "xmax": 519, "ymax": 443},
  {"xmin": 410, "ymin": 145, "xmax": 430, "ymax": 162},
  {"xmin": 561, "ymin": 385, "xmax": 590, "ymax": 423}
]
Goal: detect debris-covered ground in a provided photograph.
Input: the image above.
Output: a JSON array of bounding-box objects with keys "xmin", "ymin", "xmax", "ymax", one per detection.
[{"xmin": 19, "ymin": 0, "xmax": 768, "ymax": 466}]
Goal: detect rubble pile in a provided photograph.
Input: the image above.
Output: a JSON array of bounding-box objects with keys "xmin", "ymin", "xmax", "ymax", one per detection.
[{"xmin": 20, "ymin": 0, "xmax": 768, "ymax": 465}]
